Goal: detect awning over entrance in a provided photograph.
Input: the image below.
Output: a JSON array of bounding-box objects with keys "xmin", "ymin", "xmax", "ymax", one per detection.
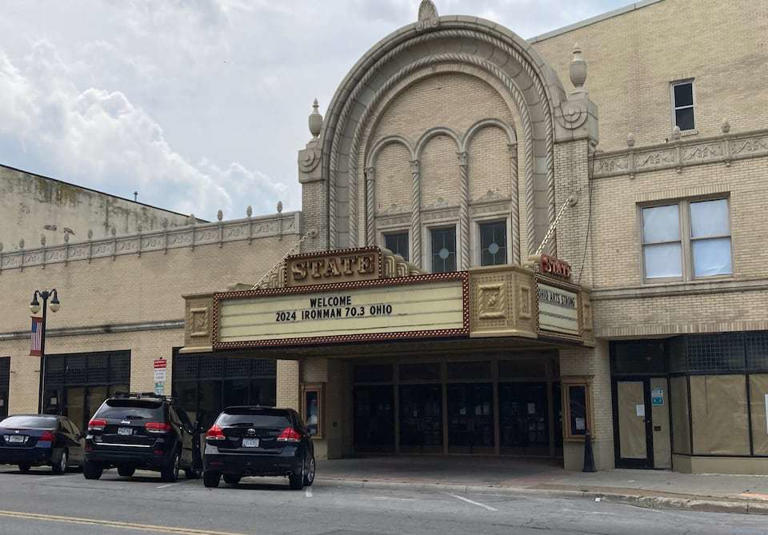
[{"xmin": 180, "ymin": 247, "xmax": 594, "ymax": 355}]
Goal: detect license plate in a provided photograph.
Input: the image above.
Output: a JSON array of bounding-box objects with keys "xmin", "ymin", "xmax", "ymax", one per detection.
[
  {"xmin": 118, "ymin": 427, "xmax": 132, "ymax": 436},
  {"xmin": 242, "ymin": 438, "xmax": 259, "ymax": 448},
  {"xmin": 6, "ymin": 435, "xmax": 26, "ymax": 444}
]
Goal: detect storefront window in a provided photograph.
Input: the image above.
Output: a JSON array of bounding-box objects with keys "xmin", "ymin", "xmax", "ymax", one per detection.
[
  {"xmin": 42, "ymin": 351, "xmax": 131, "ymax": 430},
  {"xmin": 749, "ymin": 375, "xmax": 768, "ymax": 455},
  {"xmin": 0, "ymin": 357, "xmax": 9, "ymax": 420},
  {"xmin": 690, "ymin": 375, "xmax": 749, "ymax": 455},
  {"xmin": 172, "ymin": 354, "xmax": 277, "ymax": 431},
  {"xmin": 669, "ymin": 376, "xmax": 691, "ymax": 454}
]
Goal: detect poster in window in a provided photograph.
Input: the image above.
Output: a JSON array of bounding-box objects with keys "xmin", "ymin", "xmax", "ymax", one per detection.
[
  {"xmin": 568, "ymin": 385, "xmax": 587, "ymax": 436},
  {"xmin": 305, "ymin": 390, "xmax": 320, "ymax": 436}
]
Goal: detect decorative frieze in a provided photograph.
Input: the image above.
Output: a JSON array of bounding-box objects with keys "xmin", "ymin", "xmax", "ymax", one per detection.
[
  {"xmin": 592, "ymin": 129, "xmax": 768, "ymax": 179},
  {"xmin": 0, "ymin": 212, "xmax": 300, "ymax": 273}
]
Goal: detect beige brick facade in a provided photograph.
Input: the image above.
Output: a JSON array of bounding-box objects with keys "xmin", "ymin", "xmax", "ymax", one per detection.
[
  {"xmin": 532, "ymin": 0, "xmax": 768, "ymax": 152},
  {"xmin": 0, "ymin": 214, "xmax": 301, "ymax": 415},
  {"xmin": 2, "ymin": 0, "xmax": 766, "ymax": 474}
]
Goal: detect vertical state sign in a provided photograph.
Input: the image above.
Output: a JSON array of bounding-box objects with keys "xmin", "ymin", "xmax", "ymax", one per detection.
[
  {"xmin": 537, "ymin": 281, "xmax": 580, "ymax": 337},
  {"xmin": 213, "ymin": 273, "xmax": 469, "ymax": 349}
]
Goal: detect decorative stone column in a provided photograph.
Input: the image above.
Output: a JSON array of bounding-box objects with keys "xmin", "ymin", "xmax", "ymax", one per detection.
[
  {"xmin": 508, "ymin": 143, "xmax": 520, "ymax": 264},
  {"xmin": 410, "ymin": 160, "xmax": 422, "ymax": 267},
  {"xmin": 457, "ymin": 151, "xmax": 470, "ymax": 270},
  {"xmin": 365, "ymin": 167, "xmax": 376, "ymax": 246}
]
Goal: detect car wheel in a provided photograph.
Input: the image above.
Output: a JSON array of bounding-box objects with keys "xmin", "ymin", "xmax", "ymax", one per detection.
[
  {"xmin": 304, "ymin": 456, "xmax": 315, "ymax": 487},
  {"xmin": 160, "ymin": 451, "xmax": 180, "ymax": 483},
  {"xmin": 223, "ymin": 474, "xmax": 241, "ymax": 486},
  {"xmin": 118, "ymin": 466, "xmax": 136, "ymax": 478},
  {"xmin": 83, "ymin": 461, "xmax": 103, "ymax": 480},
  {"xmin": 289, "ymin": 458, "xmax": 305, "ymax": 490},
  {"xmin": 184, "ymin": 466, "xmax": 201, "ymax": 480},
  {"xmin": 52, "ymin": 450, "xmax": 68, "ymax": 475},
  {"xmin": 203, "ymin": 471, "xmax": 220, "ymax": 488},
  {"xmin": 18, "ymin": 463, "xmax": 31, "ymax": 473}
]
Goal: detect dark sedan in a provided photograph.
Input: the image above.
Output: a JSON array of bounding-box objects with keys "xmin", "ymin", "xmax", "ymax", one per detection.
[
  {"xmin": 0, "ymin": 414, "xmax": 84, "ymax": 474},
  {"xmin": 203, "ymin": 407, "xmax": 315, "ymax": 490}
]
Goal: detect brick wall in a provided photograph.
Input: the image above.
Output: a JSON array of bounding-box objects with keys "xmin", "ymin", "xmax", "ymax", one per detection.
[
  {"xmin": 0, "ymin": 218, "xmax": 300, "ymax": 414},
  {"xmin": 532, "ymin": 0, "xmax": 768, "ymax": 152},
  {"xmin": 0, "ymin": 165, "xmax": 192, "ymax": 250}
]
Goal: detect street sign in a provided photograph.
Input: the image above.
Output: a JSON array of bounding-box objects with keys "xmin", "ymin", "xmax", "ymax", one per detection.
[{"xmin": 153, "ymin": 359, "xmax": 167, "ymax": 396}]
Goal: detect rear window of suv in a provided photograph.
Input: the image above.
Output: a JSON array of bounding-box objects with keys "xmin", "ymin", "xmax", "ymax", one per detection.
[
  {"xmin": 95, "ymin": 399, "xmax": 165, "ymax": 421},
  {"xmin": 217, "ymin": 409, "xmax": 291, "ymax": 429}
]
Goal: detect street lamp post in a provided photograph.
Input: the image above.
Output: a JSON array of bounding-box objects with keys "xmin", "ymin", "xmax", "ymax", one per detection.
[{"xmin": 30, "ymin": 289, "xmax": 61, "ymax": 414}]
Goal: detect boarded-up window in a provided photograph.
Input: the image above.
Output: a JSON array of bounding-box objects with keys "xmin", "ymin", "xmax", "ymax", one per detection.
[
  {"xmin": 670, "ymin": 376, "xmax": 690, "ymax": 454},
  {"xmin": 750, "ymin": 374, "xmax": 768, "ymax": 455},
  {"xmin": 690, "ymin": 375, "xmax": 749, "ymax": 455}
]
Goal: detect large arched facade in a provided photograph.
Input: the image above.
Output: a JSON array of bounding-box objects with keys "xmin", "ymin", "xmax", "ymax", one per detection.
[{"xmin": 300, "ymin": 8, "xmax": 586, "ymax": 270}]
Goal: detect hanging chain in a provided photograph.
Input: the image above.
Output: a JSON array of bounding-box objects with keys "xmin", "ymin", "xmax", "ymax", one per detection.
[
  {"xmin": 251, "ymin": 230, "xmax": 315, "ymax": 290},
  {"xmin": 534, "ymin": 196, "xmax": 576, "ymax": 257}
]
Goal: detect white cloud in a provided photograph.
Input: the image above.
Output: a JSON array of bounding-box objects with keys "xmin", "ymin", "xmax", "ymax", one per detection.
[
  {"xmin": 0, "ymin": 40, "xmax": 287, "ymax": 219},
  {"xmin": 0, "ymin": 0, "xmax": 631, "ymax": 220}
]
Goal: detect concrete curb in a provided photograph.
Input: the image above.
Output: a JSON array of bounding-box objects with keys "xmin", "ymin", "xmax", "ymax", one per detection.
[{"xmin": 314, "ymin": 477, "xmax": 768, "ymax": 515}]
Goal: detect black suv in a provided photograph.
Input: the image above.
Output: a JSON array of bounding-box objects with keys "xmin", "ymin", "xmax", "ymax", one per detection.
[
  {"xmin": 83, "ymin": 393, "xmax": 201, "ymax": 482},
  {"xmin": 203, "ymin": 406, "xmax": 315, "ymax": 490}
]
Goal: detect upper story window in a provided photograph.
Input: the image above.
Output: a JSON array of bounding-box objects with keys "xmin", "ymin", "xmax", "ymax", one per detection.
[
  {"xmin": 384, "ymin": 231, "xmax": 409, "ymax": 261},
  {"xmin": 641, "ymin": 198, "xmax": 732, "ymax": 281},
  {"xmin": 431, "ymin": 227, "xmax": 456, "ymax": 273},
  {"xmin": 671, "ymin": 80, "xmax": 695, "ymax": 132},
  {"xmin": 479, "ymin": 221, "xmax": 507, "ymax": 266}
]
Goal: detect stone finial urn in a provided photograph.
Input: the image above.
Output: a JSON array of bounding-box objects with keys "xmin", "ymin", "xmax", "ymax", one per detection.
[
  {"xmin": 569, "ymin": 43, "xmax": 587, "ymax": 91},
  {"xmin": 308, "ymin": 99, "xmax": 323, "ymax": 138}
]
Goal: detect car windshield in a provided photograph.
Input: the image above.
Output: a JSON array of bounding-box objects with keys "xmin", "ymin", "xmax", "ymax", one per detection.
[
  {"xmin": 0, "ymin": 415, "xmax": 57, "ymax": 429},
  {"xmin": 217, "ymin": 409, "xmax": 291, "ymax": 430},
  {"xmin": 95, "ymin": 399, "xmax": 164, "ymax": 420}
]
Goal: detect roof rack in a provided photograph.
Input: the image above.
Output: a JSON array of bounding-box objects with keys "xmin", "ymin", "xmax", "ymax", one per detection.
[{"xmin": 111, "ymin": 392, "xmax": 172, "ymax": 402}]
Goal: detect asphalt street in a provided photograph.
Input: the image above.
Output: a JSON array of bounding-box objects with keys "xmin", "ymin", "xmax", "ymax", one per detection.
[{"xmin": 0, "ymin": 465, "xmax": 766, "ymax": 535}]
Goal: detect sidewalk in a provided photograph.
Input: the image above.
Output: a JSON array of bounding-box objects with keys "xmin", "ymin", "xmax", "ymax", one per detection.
[{"xmin": 316, "ymin": 456, "xmax": 768, "ymax": 515}]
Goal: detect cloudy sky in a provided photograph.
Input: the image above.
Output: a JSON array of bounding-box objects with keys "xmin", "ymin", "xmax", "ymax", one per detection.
[{"xmin": 0, "ymin": 0, "xmax": 630, "ymax": 220}]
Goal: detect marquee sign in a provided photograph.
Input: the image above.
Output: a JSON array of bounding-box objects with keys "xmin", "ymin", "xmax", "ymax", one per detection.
[
  {"xmin": 213, "ymin": 272, "xmax": 469, "ymax": 349},
  {"xmin": 284, "ymin": 247, "xmax": 382, "ymax": 288},
  {"xmin": 539, "ymin": 254, "xmax": 572, "ymax": 281},
  {"xmin": 537, "ymin": 279, "xmax": 580, "ymax": 338}
]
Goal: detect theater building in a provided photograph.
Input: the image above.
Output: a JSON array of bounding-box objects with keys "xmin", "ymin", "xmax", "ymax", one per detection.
[{"xmin": 2, "ymin": 0, "xmax": 768, "ymax": 474}]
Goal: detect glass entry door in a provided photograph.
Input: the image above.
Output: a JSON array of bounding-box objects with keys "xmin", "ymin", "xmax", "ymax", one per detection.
[
  {"xmin": 353, "ymin": 385, "xmax": 395, "ymax": 452},
  {"xmin": 399, "ymin": 384, "xmax": 442, "ymax": 453},
  {"xmin": 499, "ymin": 383, "xmax": 549, "ymax": 455},
  {"xmin": 447, "ymin": 383, "xmax": 494, "ymax": 453}
]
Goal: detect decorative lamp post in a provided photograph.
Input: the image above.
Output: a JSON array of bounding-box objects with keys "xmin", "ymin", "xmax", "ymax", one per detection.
[{"xmin": 30, "ymin": 289, "xmax": 61, "ymax": 414}]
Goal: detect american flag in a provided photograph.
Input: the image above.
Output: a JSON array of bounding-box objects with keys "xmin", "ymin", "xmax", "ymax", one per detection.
[{"xmin": 30, "ymin": 317, "xmax": 43, "ymax": 356}]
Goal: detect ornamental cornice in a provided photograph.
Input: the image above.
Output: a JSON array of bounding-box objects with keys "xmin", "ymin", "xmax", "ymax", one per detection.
[
  {"xmin": 591, "ymin": 129, "xmax": 768, "ymax": 179},
  {"xmin": 0, "ymin": 212, "xmax": 301, "ymax": 272}
]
